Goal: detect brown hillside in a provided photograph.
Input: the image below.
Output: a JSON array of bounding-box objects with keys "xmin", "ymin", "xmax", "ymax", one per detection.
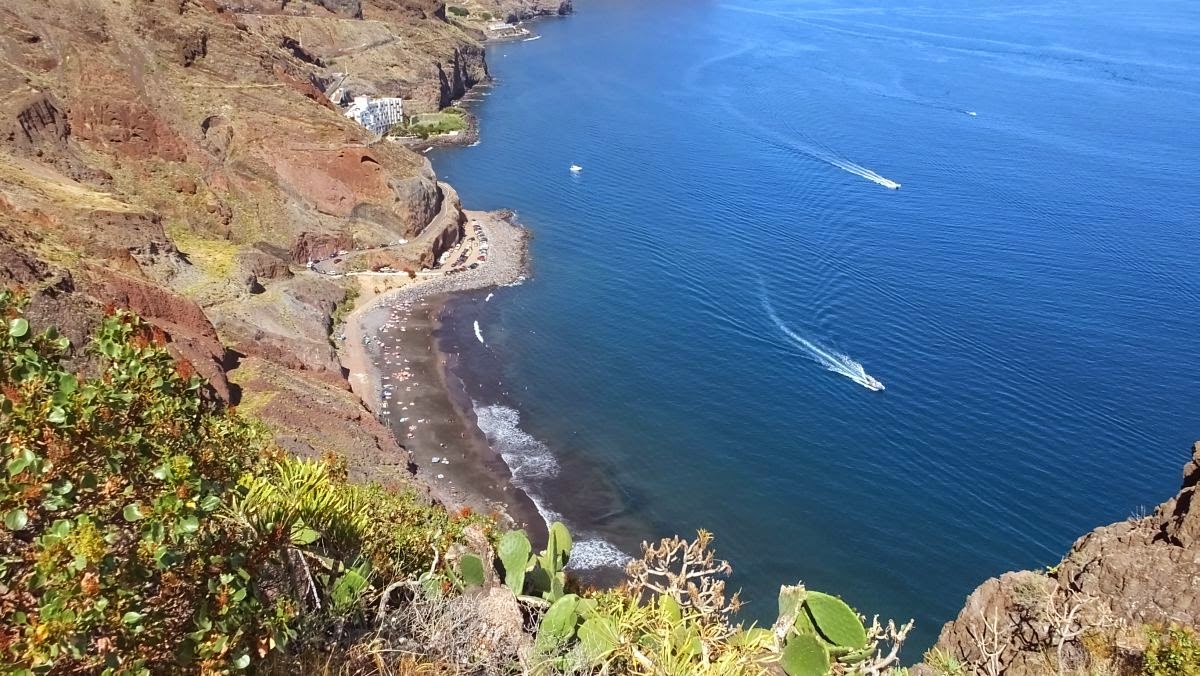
[{"xmin": 0, "ymin": 0, "xmax": 485, "ymax": 479}]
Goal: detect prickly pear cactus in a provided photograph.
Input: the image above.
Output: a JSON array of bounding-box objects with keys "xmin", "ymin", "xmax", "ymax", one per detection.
[
  {"xmin": 529, "ymin": 521, "xmax": 574, "ymax": 602},
  {"xmin": 498, "ymin": 529, "xmax": 532, "ymax": 595},
  {"xmin": 458, "ymin": 553, "xmax": 485, "ymax": 588},
  {"xmin": 536, "ymin": 593, "xmax": 581, "ymax": 651},
  {"xmin": 781, "ymin": 632, "xmax": 830, "ymax": 676},
  {"xmin": 546, "ymin": 521, "xmax": 572, "ymax": 568},
  {"xmin": 805, "ymin": 591, "xmax": 867, "ymax": 649}
]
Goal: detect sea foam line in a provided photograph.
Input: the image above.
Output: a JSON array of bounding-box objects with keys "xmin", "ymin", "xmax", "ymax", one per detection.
[{"xmin": 472, "ymin": 402, "xmax": 629, "ymax": 569}]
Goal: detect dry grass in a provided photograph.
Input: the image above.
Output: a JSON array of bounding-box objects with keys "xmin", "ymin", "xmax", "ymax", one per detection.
[{"xmin": 375, "ymin": 590, "xmax": 526, "ymax": 675}]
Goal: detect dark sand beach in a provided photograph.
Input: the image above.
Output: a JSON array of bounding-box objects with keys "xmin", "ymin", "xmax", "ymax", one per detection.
[{"xmin": 343, "ymin": 210, "xmax": 546, "ymax": 538}]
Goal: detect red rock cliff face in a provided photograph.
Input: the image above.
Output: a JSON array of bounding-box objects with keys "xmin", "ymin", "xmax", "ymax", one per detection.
[
  {"xmin": 914, "ymin": 442, "xmax": 1200, "ymax": 675},
  {"xmin": 0, "ymin": 0, "xmax": 488, "ymax": 478}
]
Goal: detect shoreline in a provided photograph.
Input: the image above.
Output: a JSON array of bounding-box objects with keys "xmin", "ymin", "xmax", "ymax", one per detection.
[{"xmin": 342, "ymin": 210, "xmax": 546, "ymax": 538}]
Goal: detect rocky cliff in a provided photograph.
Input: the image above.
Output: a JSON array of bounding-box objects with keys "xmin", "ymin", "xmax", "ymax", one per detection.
[
  {"xmin": 0, "ymin": 0, "xmax": 486, "ymax": 480},
  {"xmin": 915, "ymin": 442, "xmax": 1200, "ymax": 674},
  {"xmin": 478, "ymin": 0, "xmax": 572, "ymax": 23}
]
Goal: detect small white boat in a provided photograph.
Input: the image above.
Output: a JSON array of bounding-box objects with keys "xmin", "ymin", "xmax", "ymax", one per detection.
[
  {"xmin": 966, "ymin": 111, "xmax": 977, "ymax": 117},
  {"xmin": 863, "ymin": 375, "xmax": 885, "ymax": 391},
  {"xmin": 570, "ymin": 164, "xmax": 583, "ymax": 173}
]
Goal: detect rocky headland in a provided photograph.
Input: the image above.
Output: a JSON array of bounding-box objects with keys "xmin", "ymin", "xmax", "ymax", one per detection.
[{"xmin": 914, "ymin": 441, "xmax": 1200, "ymax": 674}]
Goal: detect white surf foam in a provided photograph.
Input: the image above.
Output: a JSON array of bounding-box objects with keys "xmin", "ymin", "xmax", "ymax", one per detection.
[
  {"xmin": 485, "ymin": 292, "xmax": 495, "ymax": 302},
  {"xmin": 568, "ymin": 539, "xmax": 633, "ymax": 571},
  {"xmin": 473, "ymin": 320, "xmax": 485, "ymax": 345},
  {"xmin": 472, "ymin": 403, "xmax": 629, "ymax": 569},
  {"xmin": 761, "ymin": 294, "xmax": 883, "ymax": 390},
  {"xmin": 473, "ymin": 402, "xmax": 560, "ymax": 524}
]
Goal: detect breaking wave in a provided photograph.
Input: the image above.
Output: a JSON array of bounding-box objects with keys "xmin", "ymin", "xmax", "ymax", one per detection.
[
  {"xmin": 473, "ymin": 403, "xmax": 560, "ymax": 524},
  {"xmin": 473, "ymin": 320, "xmax": 485, "ymax": 345},
  {"xmin": 472, "ymin": 403, "xmax": 629, "ymax": 568},
  {"xmin": 568, "ymin": 539, "xmax": 634, "ymax": 571}
]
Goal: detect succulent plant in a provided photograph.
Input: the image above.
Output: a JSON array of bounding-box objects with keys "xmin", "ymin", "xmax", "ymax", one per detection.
[
  {"xmin": 497, "ymin": 529, "xmax": 532, "ymax": 595},
  {"xmin": 494, "ymin": 523, "xmax": 574, "ymax": 603},
  {"xmin": 536, "ymin": 593, "xmax": 581, "ymax": 651},
  {"xmin": 781, "ymin": 632, "xmax": 830, "ymax": 676},
  {"xmin": 458, "ymin": 553, "xmax": 485, "ymax": 588},
  {"xmin": 777, "ymin": 585, "xmax": 870, "ymax": 675},
  {"xmin": 804, "ymin": 591, "xmax": 867, "ymax": 650},
  {"xmin": 576, "ymin": 615, "xmax": 620, "ymax": 662}
]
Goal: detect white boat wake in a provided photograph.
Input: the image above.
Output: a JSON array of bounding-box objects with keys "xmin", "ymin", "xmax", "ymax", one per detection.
[
  {"xmin": 473, "ymin": 320, "xmax": 485, "ymax": 345},
  {"xmin": 820, "ymin": 153, "xmax": 901, "ymax": 189},
  {"xmin": 762, "ymin": 295, "xmax": 884, "ymax": 391},
  {"xmin": 720, "ymin": 99, "xmax": 901, "ymax": 190}
]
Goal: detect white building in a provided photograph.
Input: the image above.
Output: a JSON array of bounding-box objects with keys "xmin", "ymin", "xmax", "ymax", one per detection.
[{"xmin": 344, "ymin": 96, "xmax": 405, "ymax": 135}]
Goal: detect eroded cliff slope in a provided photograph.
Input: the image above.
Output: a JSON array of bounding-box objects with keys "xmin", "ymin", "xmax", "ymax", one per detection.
[{"xmin": 0, "ymin": 0, "xmax": 482, "ymax": 480}]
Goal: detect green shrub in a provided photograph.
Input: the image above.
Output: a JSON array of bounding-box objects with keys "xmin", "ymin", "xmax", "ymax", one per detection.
[
  {"xmin": 389, "ymin": 112, "xmax": 467, "ymax": 139},
  {"xmin": 0, "ymin": 292, "xmax": 491, "ymax": 672},
  {"xmin": 517, "ymin": 530, "xmax": 912, "ymax": 675},
  {"xmin": 924, "ymin": 647, "xmax": 966, "ymax": 675},
  {"xmin": 1144, "ymin": 624, "xmax": 1200, "ymax": 676},
  {"xmin": 329, "ymin": 283, "xmax": 359, "ymax": 345},
  {"xmin": 1, "ymin": 289, "xmax": 913, "ymax": 675},
  {"xmin": 447, "ymin": 5, "xmax": 468, "ymax": 17},
  {"xmin": 0, "ymin": 292, "xmax": 288, "ymax": 672}
]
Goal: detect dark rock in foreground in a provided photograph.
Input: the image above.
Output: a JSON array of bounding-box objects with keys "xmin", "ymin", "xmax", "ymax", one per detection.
[{"xmin": 915, "ymin": 441, "xmax": 1200, "ymax": 674}]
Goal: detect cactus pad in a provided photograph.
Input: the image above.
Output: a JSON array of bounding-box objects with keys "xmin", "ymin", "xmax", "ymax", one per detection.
[{"xmin": 805, "ymin": 591, "xmax": 867, "ymax": 649}]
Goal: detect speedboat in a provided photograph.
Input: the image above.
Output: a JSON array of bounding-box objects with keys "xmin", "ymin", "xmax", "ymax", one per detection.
[
  {"xmin": 863, "ymin": 375, "xmax": 885, "ymax": 391},
  {"xmin": 570, "ymin": 164, "xmax": 583, "ymax": 173}
]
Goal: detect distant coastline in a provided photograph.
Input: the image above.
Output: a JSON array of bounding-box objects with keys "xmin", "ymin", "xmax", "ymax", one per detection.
[{"xmin": 342, "ymin": 11, "xmax": 580, "ymax": 542}]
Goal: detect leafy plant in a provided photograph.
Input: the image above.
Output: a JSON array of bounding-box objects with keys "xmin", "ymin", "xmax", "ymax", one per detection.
[
  {"xmin": 923, "ymin": 647, "xmax": 966, "ymax": 675},
  {"xmin": 0, "ymin": 293, "xmax": 287, "ymax": 672},
  {"xmin": 1, "ymin": 291, "xmax": 917, "ymax": 675},
  {"xmin": 458, "ymin": 553, "xmax": 486, "ymax": 588},
  {"xmin": 498, "ymin": 529, "xmax": 532, "ymax": 595},
  {"xmin": 0, "ymin": 293, "xmax": 493, "ymax": 672},
  {"xmin": 329, "ymin": 284, "xmax": 359, "ymax": 346},
  {"xmin": 1144, "ymin": 624, "xmax": 1200, "ymax": 676},
  {"xmin": 494, "ymin": 521, "xmax": 573, "ymax": 602}
]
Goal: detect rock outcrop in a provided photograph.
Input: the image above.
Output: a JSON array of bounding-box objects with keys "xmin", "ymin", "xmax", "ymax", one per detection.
[
  {"xmin": 915, "ymin": 442, "xmax": 1200, "ymax": 675},
  {"xmin": 477, "ymin": 0, "xmax": 572, "ymax": 23},
  {"xmin": 239, "ymin": 10, "xmax": 489, "ymax": 113}
]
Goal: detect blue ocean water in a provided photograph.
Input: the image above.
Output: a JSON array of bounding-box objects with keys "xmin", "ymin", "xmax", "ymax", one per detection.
[{"xmin": 431, "ymin": 0, "xmax": 1200, "ymax": 651}]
